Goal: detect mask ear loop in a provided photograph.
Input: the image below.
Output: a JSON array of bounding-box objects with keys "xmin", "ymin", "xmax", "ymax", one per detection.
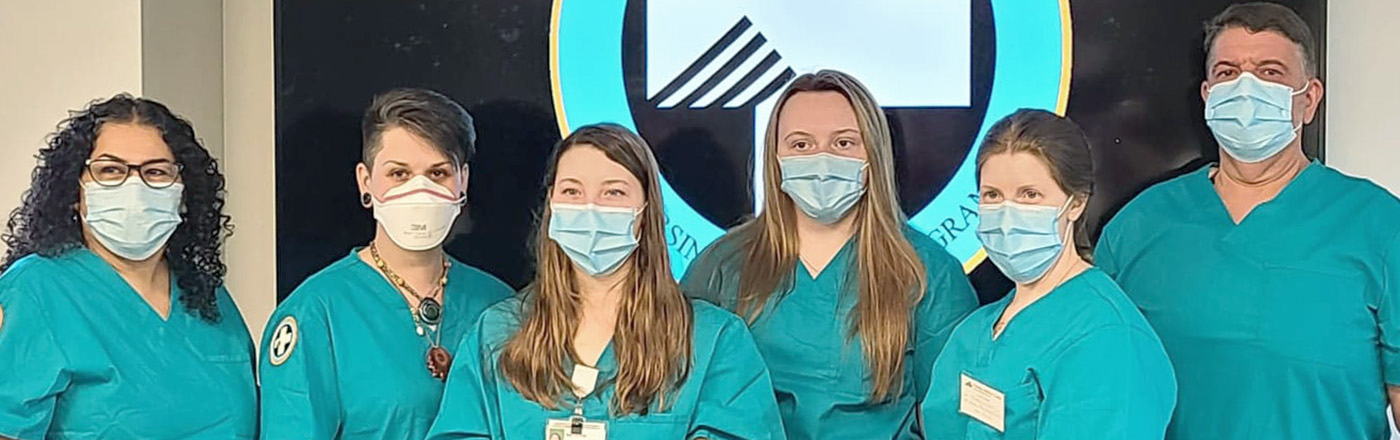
[
  {"xmin": 1031, "ymin": 196, "xmax": 1082, "ymax": 285},
  {"xmin": 1286, "ymin": 82, "xmax": 1311, "ymax": 133},
  {"xmin": 1054, "ymin": 197, "xmax": 1077, "ymax": 246}
]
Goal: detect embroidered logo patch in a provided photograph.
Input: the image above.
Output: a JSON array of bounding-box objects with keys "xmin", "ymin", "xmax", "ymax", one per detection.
[{"xmin": 268, "ymin": 316, "xmax": 299, "ymax": 366}]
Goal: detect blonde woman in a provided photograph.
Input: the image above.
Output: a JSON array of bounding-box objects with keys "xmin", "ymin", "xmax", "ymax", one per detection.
[
  {"xmin": 427, "ymin": 124, "xmax": 784, "ymax": 439},
  {"xmin": 682, "ymin": 70, "xmax": 979, "ymax": 439}
]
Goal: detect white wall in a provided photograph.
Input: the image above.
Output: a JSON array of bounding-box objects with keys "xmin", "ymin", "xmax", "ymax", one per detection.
[
  {"xmin": 0, "ymin": 0, "xmax": 144, "ymax": 248},
  {"xmin": 1328, "ymin": 0, "xmax": 1400, "ymax": 194},
  {"xmin": 1327, "ymin": 2, "xmax": 1400, "ymax": 437},
  {"xmin": 222, "ymin": 0, "xmax": 278, "ymax": 347},
  {"xmin": 0, "ymin": 0, "xmax": 277, "ymax": 346},
  {"xmin": 142, "ymin": 0, "xmax": 225, "ymax": 158}
]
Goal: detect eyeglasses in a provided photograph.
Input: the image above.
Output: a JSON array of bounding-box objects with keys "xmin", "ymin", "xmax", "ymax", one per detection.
[{"xmin": 84, "ymin": 158, "xmax": 184, "ymax": 189}]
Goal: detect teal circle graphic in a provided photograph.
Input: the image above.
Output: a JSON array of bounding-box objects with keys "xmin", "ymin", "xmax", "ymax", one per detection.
[{"xmin": 553, "ymin": 0, "xmax": 1070, "ymax": 277}]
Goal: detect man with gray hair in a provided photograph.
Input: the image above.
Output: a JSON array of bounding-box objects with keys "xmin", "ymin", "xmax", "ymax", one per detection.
[{"xmin": 1096, "ymin": 3, "xmax": 1400, "ymax": 439}]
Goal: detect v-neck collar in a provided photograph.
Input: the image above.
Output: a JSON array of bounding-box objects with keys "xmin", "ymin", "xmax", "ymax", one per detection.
[
  {"xmin": 73, "ymin": 248, "xmax": 178, "ymax": 324},
  {"xmin": 1189, "ymin": 160, "xmax": 1321, "ymax": 227},
  {"xmin": 347, "ymin": 248, "xmax": 418, "ymax": 313},
  {"xmin": 580, "ymin": 341, "xmax": 617, "ymax": 375},
  {"xmin": 988, "ymin": 268, "xmax": 1097, "ymax": 343},
  {"xmin": 346, "ymin": 248, "xmax": 462, "ymax": 312},
  {"xmin": 798, "ymin": 236, "xmax": 857, "ymax": 281}
]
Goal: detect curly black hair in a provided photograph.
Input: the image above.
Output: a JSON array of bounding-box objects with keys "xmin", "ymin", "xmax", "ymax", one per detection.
[{"xmin": 1, "ymin": 94, "xmax": 234, "ymax": 322}]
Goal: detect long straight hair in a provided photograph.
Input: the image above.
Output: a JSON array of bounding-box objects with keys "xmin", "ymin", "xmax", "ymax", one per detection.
[
  {"xmin": 730, "ymin": 70, "xmax": 927, "ymax": 402},
  {"xmin": 498, "ymin": 123, "xmax": 694, "ymax": 416}
]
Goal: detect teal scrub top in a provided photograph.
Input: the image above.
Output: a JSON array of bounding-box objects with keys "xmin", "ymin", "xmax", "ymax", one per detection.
[
  {"xmin": 425, "ymin": 298, "xmax": 786, "ymax": 439},
  {"xmin": 920, "ymin": 268, "xmax": 1176, "ymax": 439},
  {"xmin": 681, "ymin": 227, "xmax": 979, "ymax": 439},
  {"xmin": 0, "ymin": 249, "xmax": 257, "ymax": 439},
  {"xmin": 259, "ymin": 250, "xmax": 513, "ymax": 439},
  {"xmin": 1097, "ymin": 163, "xmax": 1400, "ymax": 440}
]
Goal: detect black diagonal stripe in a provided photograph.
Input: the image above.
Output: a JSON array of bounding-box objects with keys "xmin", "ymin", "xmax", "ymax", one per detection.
[
  {"xmin": 736, "ymin": 67, "xmax": 795, "ymax": 108},
  {"xmin": 650, "ymin": 17, "xmax": 752, "ymax": 104},
  {"xmin": 710, "ymin": 50, "xmax": 781, "ymax": 108},
  {"xmin": 676, "ymin": 34, "xmax": 768, "ymax": 108}
]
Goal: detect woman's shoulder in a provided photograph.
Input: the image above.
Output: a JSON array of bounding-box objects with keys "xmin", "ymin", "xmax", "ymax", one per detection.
[
  {"xmin": 272, "ymin": 253, "xmax": 367, "ymax": 316},
  {"xmin": 689, "ymin": 298, "xmax": 745, "ymax": 329},
  {"xmin": 291, "ymin": 251, "xmax": 367, "ymax": 291},
  {"xmin": 1048, "ymin": 268, "xmax": 1152, "ymax": 336},
  {"xmin": 1, "ymin": 248, "xmax": 88, "ymax": 280},
  {"xmin": 446, "ymin": 257, "xmax": 514, "ymax": 295},
  {"xmin": 471, "ymin": 296, "xmax": 527, "ymax": 347},
  {"xmin": 691, "ymin": 228, "xmax": 750, "ymax": 273},
  {"xmin": 0, "ymin": 248, "xmax": 102, "ymax": 303},
  {"xmin": 900, "ymin": 226, "xmax": 964, "ymax": 272}
]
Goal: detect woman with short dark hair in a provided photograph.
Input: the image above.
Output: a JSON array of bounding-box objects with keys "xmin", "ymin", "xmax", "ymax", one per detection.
[{"xmin": 258, "ymin": 88, "xmax": 513, "ymax": 439}]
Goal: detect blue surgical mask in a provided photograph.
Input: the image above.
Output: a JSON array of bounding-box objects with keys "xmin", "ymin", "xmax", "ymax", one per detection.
[
  {"xmin": 976, "ymin": 199, "xmax": 1071, "ymax": 284},
  {"xmin": 778, "ymin": 153, "xmax": 867, "ymax": 224},
  {"xmin": 83, "ymin": 180, "xmax": 184, "ymax": 261},
  {"xmin": 547, "ymin": 203, "xmax": 640, "ymax": 277},
  {"xmin": 1205, "ymin": 72, "xmax": 1308, "ymax": 163}
]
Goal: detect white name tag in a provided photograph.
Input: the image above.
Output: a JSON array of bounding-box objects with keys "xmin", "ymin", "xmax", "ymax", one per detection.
[
  {"xmin": 546, "ymin": 417, "xmax": 607, "ymax": 440},
  {"xmin": 959, "ymin": 373, "xmax": 1005, "ymax": 432}
]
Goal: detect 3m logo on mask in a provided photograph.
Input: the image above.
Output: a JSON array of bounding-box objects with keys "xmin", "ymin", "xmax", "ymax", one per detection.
[{"xmin": 552, "ymin": 0, "xmax": 1073, "ymax": 277}]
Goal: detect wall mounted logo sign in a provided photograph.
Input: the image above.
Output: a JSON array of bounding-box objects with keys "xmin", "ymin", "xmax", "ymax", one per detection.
[{"xmin": 552, "ymin": 0, "xmax": 1072, "ymax": 277}]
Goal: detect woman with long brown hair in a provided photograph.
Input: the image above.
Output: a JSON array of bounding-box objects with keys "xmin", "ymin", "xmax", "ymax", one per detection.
[
  {"xmin": 427, "ymin": 123, "xmax": 784, "ymax": 439},
  {"xmin": 681, "ymin": 70, "xmax": 978, "ymax": 438}
]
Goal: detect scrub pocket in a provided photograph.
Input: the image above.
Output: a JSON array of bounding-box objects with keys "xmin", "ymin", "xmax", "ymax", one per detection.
[
  {"xmin": 1259, "ymin": 265, "xmax": 1368, "ymax": 368},
  {"xmin": 610, "ymin": 412, "xmax": 688, "ymax": 439},
  {"xmin": 962, "ymin": 374, "xmax": 1041, "ymax": 440}
]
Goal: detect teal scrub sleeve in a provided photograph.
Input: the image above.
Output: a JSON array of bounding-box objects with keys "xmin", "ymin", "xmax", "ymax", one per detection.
[
  {"xmin": 688, "ymin": 316, "xmax": 785, "ymax": 440},
  {"xmin": 258, "ymin": 303, "xmax": 342, "ymax": 439},
  {"xmin": 1093, "ymin": 229, "xmax": 1121, "ymax": 278},
  {"xmin": 680, "ymin": 243, "xmax": 730, "ymax": 307},
  {"xmin": 426, "ymin": 316, "xmax": 501, "ymax": 439},
  {"xmin": 0, "ymin": 288, "xmax": 70, "ymax": 439},
  {"xmin": 1037, "ymin": 326, "xmax": 1152, "ymax": 440},
  {"xmin": 912, "ymin": 252, "xmax": 978, "ymax": 399},
  {"xmin": 1379, "ymin": 232, "xmax": 1400, "ymax": 385}
]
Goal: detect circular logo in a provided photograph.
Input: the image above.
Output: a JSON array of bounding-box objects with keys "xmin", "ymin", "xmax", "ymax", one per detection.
[
  {"xmin": 269, "ymin": 316, "xmax": 299, "ymax": 366},
  {"xmin": 552, "ymin": 0, "xmax": 1072, "ymax": 277}
]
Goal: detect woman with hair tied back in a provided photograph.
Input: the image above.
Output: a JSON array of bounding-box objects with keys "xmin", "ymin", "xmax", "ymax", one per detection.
[
  {"xmin": 427, "ymin": 123, "xmax": 785, "ymax": 439},
  {"xmin": 0, "ymin": 95, "xmax": 254, "ymax": 439},
  {"xmin": 681, "ymin": 70, "xmax": 979, "ymax": 439},
  {"xmin": 920, "ymin": 109, "xmax": 1176, "ymax": 439}
]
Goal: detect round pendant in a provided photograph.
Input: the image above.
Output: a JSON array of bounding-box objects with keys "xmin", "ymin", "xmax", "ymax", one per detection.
[
  {"xmin": 417, "ymin": 298, "xmax": 443, "ymax": 326},
  {"xmin": 427, "ymin": 346, "xmax": 453, "ymax": 380}
]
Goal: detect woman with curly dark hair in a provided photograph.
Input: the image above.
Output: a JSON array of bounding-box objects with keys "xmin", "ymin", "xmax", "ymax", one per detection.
[{"xmin": 0, "ymin": 95, "xmax": 254, "ymax": 439}]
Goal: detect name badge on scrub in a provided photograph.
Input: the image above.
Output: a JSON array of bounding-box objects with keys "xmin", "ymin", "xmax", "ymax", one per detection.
[
  {"xmin": 546, "ymin": 417, "xmax": 607, "ymax": 440},
  {"xmin": 546, "ymin": 364, "xmax": 607, "ymax": 439},
  {"xmin": 959, "ymin": 373, "xmax": 1005, "ymax": 432}
]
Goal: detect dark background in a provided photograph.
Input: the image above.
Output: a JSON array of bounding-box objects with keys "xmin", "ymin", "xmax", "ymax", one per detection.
[{"xmin": 275, "ymin": 0, "xmax": 1326, "ymax": 303}]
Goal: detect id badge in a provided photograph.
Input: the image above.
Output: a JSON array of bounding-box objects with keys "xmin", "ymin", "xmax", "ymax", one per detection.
[
  {"xmin": 959, "ymin": 373, "xmax": 1005, "ymax": 432},
  {"xmin": 546, "ymin": 416, "xmax": 607, "ymax": 440}
]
